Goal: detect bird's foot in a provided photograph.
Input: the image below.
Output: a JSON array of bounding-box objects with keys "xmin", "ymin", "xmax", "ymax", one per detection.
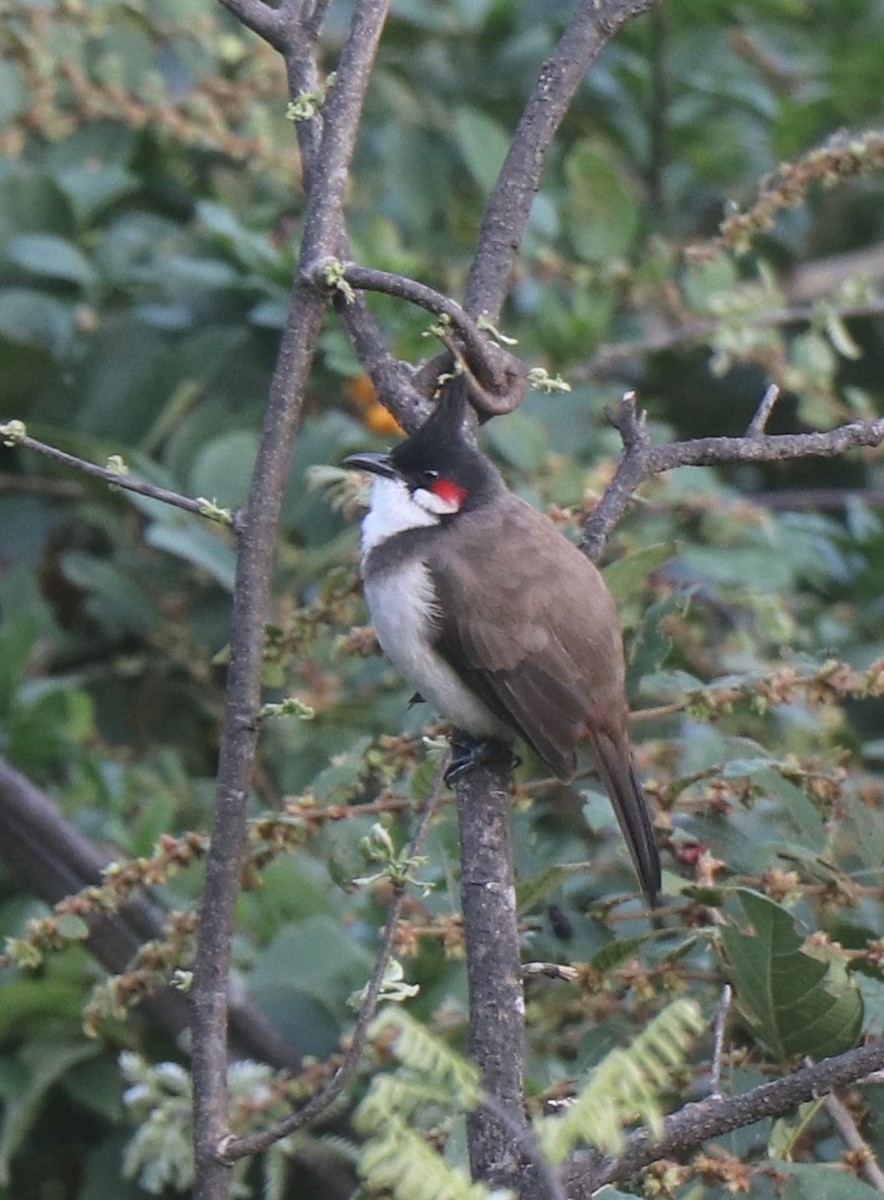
[{"xmin": 444, "ymin": 734, "xmax": 517, "ymax": 783}]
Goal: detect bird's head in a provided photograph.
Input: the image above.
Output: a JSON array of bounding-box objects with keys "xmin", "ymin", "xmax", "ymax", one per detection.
[{"xmin": 343, "ymin": 388, "xmax": 500, "ymax": 534}]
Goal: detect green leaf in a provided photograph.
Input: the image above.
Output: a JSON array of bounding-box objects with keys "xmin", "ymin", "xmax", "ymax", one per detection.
[
  {"xmin": 248, "ymin": 916, "xmax": 374, "ymax": 1057},
  {"xmin": 0, "ymin": 60, "xmax": 26, "ymax": 124},
  {"xmin": 0, "ymin": 1034, "xmax": 99, "ymax": 1185},
  {"xmin": 682, "ymin": 255, "xmax": 739, "ymax": 314},
  {"xmin": 187, "ymin": 429, "xmax": 257, "ymax": 510},
  {"xmin": 589, "ymin": 935, "xmax": 649, "ymax": 975},
  {"xmin": 5, "ymin": 233, "xmax": 96, "ymax": 286},
  {"xmin": 825, "ymin": 310, "xmax": 863, "ymax": 360},
  {"xmin": 145, "ymin": 520, "xmax": 237, "ymax": 592},
  {"xmin": 790, "ymin": 330, "xmax": 836, "ymax": 386},
  {"xmin": 768, "ymin": 1099, "xmax": 825, "ymax": 1160},
  {"xmin": 0, "ymin": 978, "xmax": 86, "ymax": 1041},
  {"xmin": 452, "ymin": 106, "xmax": 509, "ymax": 194},
  {"xmin": 603, "ymin": 542, "xmax": 678, "ymax": 604},
  {"xmin": 773, "ymin": 1161, "xmax": 884, "ymax": 1199},
  {"xmin": 482, "ymin": 411, "xmax": 548, "ymax": 473},
  {"xmin": 516, "ymin": 864, "xmax": 586, "ymax": 915},
  {"xmin": 60, "ymin": 551, "xmax": 160, "ymax": 637},
  {"xmin": 55, "ymin": 914, "xmax": 90, "ymax": 941},
  {"xmin": 719, "ymin": 890, "xmax": 863, "ymax": 1062},
  {"xmin": 56, "ymin": 162, "xmax": 137, "ymax": 221},
  {"xmin": 196, "ymin": 201, "xmax": 280, "ymax": 269},
  {"xmin": 564, "ymin": 141, "xmax": 639, "ymax": 263},
  {"xmin": 0, "ymin": 608, "xmax": 42, "ymax": 716},
  {"xmin": 0, "ymin": 288, "xmax": 74, "ymax": 347},
  {"xmin": 7, "ymin": 690, "xmax": 91, "ymax": 773},
  {"xmin": 0, "ymin": 167, "xmax": 74, "ymax": 246}
]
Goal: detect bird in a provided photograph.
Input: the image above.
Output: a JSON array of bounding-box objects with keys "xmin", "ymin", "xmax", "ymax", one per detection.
[{"xmin": 343, "ymin": 385, "xmax": 660, "ymax": 904}]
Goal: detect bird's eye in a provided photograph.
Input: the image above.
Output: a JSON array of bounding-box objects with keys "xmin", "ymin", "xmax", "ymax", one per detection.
[{"xmin": 423, "ymin": 470, "xmax": 439, "ymax": 483}]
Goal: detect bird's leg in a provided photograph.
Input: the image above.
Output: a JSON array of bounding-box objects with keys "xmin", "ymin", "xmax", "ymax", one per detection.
[{"xmin": 445, "ymin": 731, "xmax": 516, "ymax": 783}]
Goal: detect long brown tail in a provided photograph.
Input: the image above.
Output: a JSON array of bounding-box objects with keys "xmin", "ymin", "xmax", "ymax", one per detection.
[{"xmin": 588, "ymin": 729, "xmax": 661, "ymax": 906}]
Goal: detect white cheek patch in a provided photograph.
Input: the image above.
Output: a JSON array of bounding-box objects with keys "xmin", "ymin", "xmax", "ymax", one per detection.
[
  {"xmin": 413, "ymin": 487, "xmax": 461, "ymax": 515},
  {"xmin": 361, "ymin": 476, "xmax": 440, "ymax": 556}
]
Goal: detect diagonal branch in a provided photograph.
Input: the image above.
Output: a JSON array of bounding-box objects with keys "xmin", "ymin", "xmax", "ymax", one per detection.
[
  {"xmin": 220, "ymin": 757, "xmax": 447, "ymax": 1159},
  {"xmin": 217, "ymin": 0, "xmax": 286, "ymax": 49},
  {"xmin": 569, "ymin": 1037, "xmax": 884, "ymax": 1195},
  {"xmin": 0, "ymin": 424, "xmax": 238, "ymax": 529},
  {"xmin": 464, "ymin": 0, "xmax": 662, "ymax": 321},
  {"xmin": 0, "ymin": 756, "xmax": 300, "ymax": 1071}
]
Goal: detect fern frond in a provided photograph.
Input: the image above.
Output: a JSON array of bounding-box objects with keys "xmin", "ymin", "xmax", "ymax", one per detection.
[
  {"xmin": 356, "ymin": 1073, "xmax": 463, "ymax": 1134},
  {"xmin": 359, "ymin": 1115, "xmax": 502, "ymax": 1200},
  {"xmin": 369, "ymin": 1007, "xmax": 480, "ymax": 1099},
  {"xmin": 538, "ymin": 997, "xmax": 703, "ymax": 1163}
]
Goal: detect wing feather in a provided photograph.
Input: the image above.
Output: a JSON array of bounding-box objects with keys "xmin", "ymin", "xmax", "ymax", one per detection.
[{"xmin": 425, "ymin": 494, "xmax": 660, "ymax": 902}]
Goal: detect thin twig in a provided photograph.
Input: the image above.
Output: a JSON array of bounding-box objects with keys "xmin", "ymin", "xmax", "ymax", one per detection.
[
  {"xmin": 822, "ymin": 1090, "xmax": 884, "ymax": 1194},
  {"xmin": 805, "ymin": 1052, "xmax": 884, "ymax": 1198},
  {"xmin": 221, "ymin": 756, "xmax": 448, "ymax": 1158},
  {"xmin": 303, "ymin": 0, "xmax": 334, "ymax": 38},
  {"xmin": 0, "ymin": 429, "xmax": 236, "ymax": 529},
  {"xmin": 282, "ymin": 12, "xmax": 431, "ymax": 434},
  {"xmin": 582, "ymin": 296, "xmax": 884, "ymax": 381},
  {"xmin": 648, "ymin": 415, "xmax": 884, "ymax": 472},
  {"xmin": 751, "ymin": 487, "xmax": 884, "ymax": 511},
  {"xmin": 337, "ymin": 265, "xmax": 492, "ymax": 371},
  {"xmin": 746, "ymin": 384, "xmax": 781, "ymax": 437},
  {"xmin": 709, "ymin": 985, "xmax": 732, "ymax": 1098},
  {"xmin": 330, "ymin": 264, "xmax": 528, "ymax": 419}
]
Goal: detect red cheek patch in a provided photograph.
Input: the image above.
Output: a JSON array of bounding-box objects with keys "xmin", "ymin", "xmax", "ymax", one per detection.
[{"xmin": 431, "ymin": 479, "xmax": 468, "ymax": 509}]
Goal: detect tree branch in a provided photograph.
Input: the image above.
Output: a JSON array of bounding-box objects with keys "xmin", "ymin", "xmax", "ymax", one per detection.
[
  {"xmin": 569, "ymin": 1038, "xmax": 884, "ymax": 1195},
  {"xmin": 216, "ymin": 0, "xmax": 286, "ymax": 49},
  {"xmin": 193, "ymin": 2, "xmax": 393, "ymax": 1196},
  {"xmin": 220, "ymin": 757, "xmax": 447, "ymax": 1159},
  {"xmin": 336, "ymin": 292, "xmax": 432, "ymax": 431},
  {"xmin": 332, "ymin": 265, "xmax": 529, "ymax": 419},
  {"xmin": 454, "ymin": 745, "xmax": 536, "ymax": 1195},
  {"xmin": 0, "ymin": 424, "xmax": 237, "ymax": 529},
  {"xmin": 821, "ymin": 1087, "xmax": 884, "ymax": 1195},
  {"xmin": 581, "ymin": 392, "xmax": 884, "ymax": 561},
  {"xmin": 582, "ymin": 296, "xmax": 884, "ymax": 381},
  {"xmin": 464, "ymin": 0, "xmax": 662, "ymax": 321},
  {"xmin": 648, "ymin": 416, "xmax": 884, "ymax": 473},
  {"xmin": 279, "ymin": 8, "xmax": 435, "ymax": 435}
]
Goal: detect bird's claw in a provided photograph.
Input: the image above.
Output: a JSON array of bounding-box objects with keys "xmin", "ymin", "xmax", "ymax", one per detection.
[{"xmin": 444, "ymin": 735, "xmax": 517, "ymax": 783}]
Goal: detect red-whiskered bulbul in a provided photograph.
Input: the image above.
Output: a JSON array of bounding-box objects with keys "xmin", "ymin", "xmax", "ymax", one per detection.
[{"xmin": 343, "ymin": 387, "xmax": 660, "ymax": 904}]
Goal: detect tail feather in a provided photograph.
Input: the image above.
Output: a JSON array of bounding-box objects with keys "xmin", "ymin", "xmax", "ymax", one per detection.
[{"xmin": 588, "ymin": 731, "xmax": 660, "ymax": 906}]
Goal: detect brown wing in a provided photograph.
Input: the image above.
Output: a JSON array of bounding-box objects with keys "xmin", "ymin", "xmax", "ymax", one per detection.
[{"xmin": 429, "ymin": 496, "xmax": 660, "ymax": 903}]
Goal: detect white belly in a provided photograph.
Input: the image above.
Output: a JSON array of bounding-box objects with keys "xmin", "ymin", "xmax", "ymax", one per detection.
[{"xmin": 365, "ymin": 562, "xmax": 509, "ymax": 739}]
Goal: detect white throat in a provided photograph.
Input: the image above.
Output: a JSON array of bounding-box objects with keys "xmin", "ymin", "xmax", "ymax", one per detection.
[{"xmin": 360, "ymin": 475, "xmax": 440, "ymax": 559}]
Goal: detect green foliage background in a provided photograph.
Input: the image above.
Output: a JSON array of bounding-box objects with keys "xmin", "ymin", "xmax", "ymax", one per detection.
[{"xmin": 1, "ymin": 0, "xmax": 883, "ymax": 1196}]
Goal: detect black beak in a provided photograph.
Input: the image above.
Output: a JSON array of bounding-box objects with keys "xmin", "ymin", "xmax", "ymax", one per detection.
[{"xmin": 342, "ymin": 451, "xmax": 399, "ymax": 479}]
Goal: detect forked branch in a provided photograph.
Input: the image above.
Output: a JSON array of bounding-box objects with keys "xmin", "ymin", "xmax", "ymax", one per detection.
[{"xmin": 581, "ymin": 391, "xmax": 884, "ymax": 561}]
